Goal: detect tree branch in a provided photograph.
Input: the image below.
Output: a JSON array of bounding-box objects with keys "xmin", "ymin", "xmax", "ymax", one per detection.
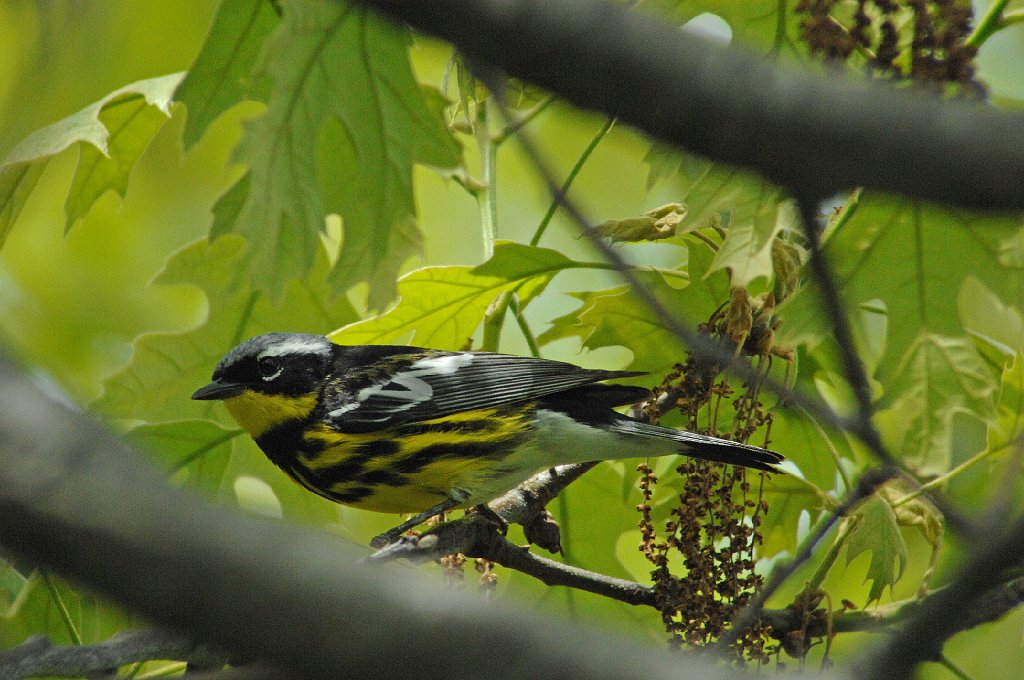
[
  {"xmin": 369, "ymin": 513, "xmax": 657, "ymax": 606},
  {"xmin": 356, "ymin": 0, "xmax": 1024, "ymax": 212},
  {"xmin": 0, "ymin": 629, "xmax": 225, "ymax": 680}
]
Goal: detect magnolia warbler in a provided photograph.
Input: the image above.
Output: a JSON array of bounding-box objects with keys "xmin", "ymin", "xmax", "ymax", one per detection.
[{"xmin": 193, "ymin": 333, "xmax": 782, "ymax": 544}]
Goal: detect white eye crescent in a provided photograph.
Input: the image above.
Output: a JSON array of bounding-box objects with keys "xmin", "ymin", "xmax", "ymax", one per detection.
[{"xmin": 257, "ymin": 356, "xmax": 283, "ymax": 381}]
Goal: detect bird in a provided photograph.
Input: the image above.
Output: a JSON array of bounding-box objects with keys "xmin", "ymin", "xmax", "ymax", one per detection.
[{"xmin": 192, "ymin": 332, "xmax": 783, "ymax": 545}]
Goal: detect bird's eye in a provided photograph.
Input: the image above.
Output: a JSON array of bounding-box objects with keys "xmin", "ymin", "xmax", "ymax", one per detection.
[{"xmin": 257, "ymin": 356, "xmax": 282, "ymax": 380}]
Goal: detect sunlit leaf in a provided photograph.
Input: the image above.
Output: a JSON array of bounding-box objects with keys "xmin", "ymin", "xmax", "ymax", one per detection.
[
  {"xmin": 990, "ymin": 353, "xmax": 1024, "ymax": 452},
  {"xmin": 537, "ymin": 289, "xmax": 619, "ymax": 347},
  {"xmin": 641, "ymin": 157, "xmax": 792, "ymax": 288},
  {"xmin": 63, "ymin": 92, "xmax": 176, "ymax": 231},
  {"xmin": 877, "ymin": 333, "xmax": 997, "ymax": 473},
  {"xmin": 0, "ymin": 162, "xmax": 44, "ymax": 248},
  {"xmin": 330, "ymin": 241, "xmax": 577, "ymax": 349},
  {"xmin": 644, "ymin": 0, "xmax": 803, "ymax": 53},
  {"xmin": 711, "ymin": 197, "xmax": 795, "ymax": 287}
]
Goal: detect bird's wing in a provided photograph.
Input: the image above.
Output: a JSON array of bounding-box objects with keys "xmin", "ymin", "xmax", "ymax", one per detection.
[{"xmin": 322, "ymin": 348, "xmax": 646, "ymax": 433}]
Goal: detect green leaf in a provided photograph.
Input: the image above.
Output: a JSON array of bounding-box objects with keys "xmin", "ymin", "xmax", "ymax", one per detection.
[
  {"xmin": 845, "ymin": 494, "xmax": 908, "ymax": 604},
  {"xmin": 876, "ymin": 334, "xmax": 998, "ymax": 474},
  {"xmin": 0, "ymin": 162, "xmax": 45, "ymax": 248},
  {"xmin": 228, "ymin": 0, "xmax": 460, "ymax": 304},
  {"xmin": 780, "ymin": 196, "xmax": 1014, "ymax": 474},
  {"xmin": 175, "ymin": 0, "xmax": 280, "ymax": 148},
  {"xmin": 594, "ymin": 203, "xmax": 686, "ymax": 243},
  {"xmin": 0, "ymin": 74, "xmax": 182, "ymax": 241},
  {"xmin": 989, "ymin": 353, "xmax": 1024, "ymax": 452},
  {"xmin": 330, "ymin": 241, "xmax": 576, "ymax": 349},
  {"xmin": 959, "ymin": 275, "xmax": 1024, "ymax": 359},
  {"xmin": 550, "ymin": 245, "xmax": 726, "ymax": 374},
  {"xmin": 63, "ymin": 89, "xmax": 178, "ymax": 231},
  {"xmin": 537, "ymin": 289, "xmax": 619, "ymax": 347},
  {"xmin": 643, "ymin": 141, "xmax": 685, "ymax": 189},
  {"xmin": 646, "ymin": 1, "xmax": 803, "ymax": 53},
  {"xmin": 711, "ymin": 197, "xmax": 795, "ymax": 287},
  {"xmin": 639, "ymin": 158, "xmax": 791, "ymax": 288},
  {"xmin": 125, "ymin": 420, "xmax": 239, "ymax": 497},
  {"xmin": 210, "ymin": 172, "xmax": 251, "ymax": 240},
  {"xmin": 472, "ymin": 240, "xmax": 577, "ymax": 306},
  {"xmin": 221, "ymin": 437, "xmax": 342, "ymax": 527},
  {"xmin": 95, "ymin": 233, "xmax": 358, "ymax": 422},
  {"xmin": 1, "ymin": 573, "xmax": 133, "ymax": 647}
]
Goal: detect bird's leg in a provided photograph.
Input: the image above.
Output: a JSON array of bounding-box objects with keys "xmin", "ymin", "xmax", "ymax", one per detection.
[{"xmin": 370, "ymin": 496, "xmax": 462, "ymax": 548}]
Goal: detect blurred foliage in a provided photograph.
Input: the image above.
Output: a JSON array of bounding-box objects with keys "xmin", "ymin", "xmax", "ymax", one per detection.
[{"xmin": 2, "ymin": 0, "xmax": 1024, "ymax": 677}]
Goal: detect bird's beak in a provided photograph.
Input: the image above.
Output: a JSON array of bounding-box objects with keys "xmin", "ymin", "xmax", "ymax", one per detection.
[{"xmin": 191, "ymin": 380, "xmax": 247, "ymax": 401}]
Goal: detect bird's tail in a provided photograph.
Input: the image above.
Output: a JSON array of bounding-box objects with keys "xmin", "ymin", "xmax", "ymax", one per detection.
[{"xmin": 605, "ymin": 415, "xmax": 784, "ymax": 473}]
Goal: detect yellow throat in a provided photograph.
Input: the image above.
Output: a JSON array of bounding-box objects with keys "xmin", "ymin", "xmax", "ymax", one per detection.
[{"xmin": 223, "ymin": 390, "xmax": 319, "ymax": 438}]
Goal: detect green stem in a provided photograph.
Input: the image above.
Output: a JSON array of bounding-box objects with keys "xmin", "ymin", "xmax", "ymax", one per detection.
[
  {"xmin": 966, "ymin": 0, "xmax": 1012, "ymax": 48},
  {"xmin": 891, "ymin": 438, "xmax": 1015, "ymax": 508},
  {"xmin": 1003, "ymin": 9, "xmax": 1024, "ymax": 27},
  {"xmin": 476, "ymin": 99, "xmax": 498, "ymax": 260},
  {"xmin": 509, "ymin": 295, "xmax": 542, "ymax": 358},
  {"xmin": 529, "ymin": 117, "xmax": 616, "ymax": 246},
  {"xmin": 807, "ymin": 518, "xmax": 857, "ymax": 591},
  {"xmin": 687, "ymin": 230, "xmax": 720, "ymax": 252},
  {"xmin": 42, "ymin": 572, "xmax": 82, "ymax": 645},
  {"xmin": 480, "ymin": 291, "xmax": 512, "ymax": 352}
]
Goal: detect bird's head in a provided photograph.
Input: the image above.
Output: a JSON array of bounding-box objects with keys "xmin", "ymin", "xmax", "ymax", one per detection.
[{"xmin": 192, "ymin": 333, "xmax": 334, "ymax": 437}]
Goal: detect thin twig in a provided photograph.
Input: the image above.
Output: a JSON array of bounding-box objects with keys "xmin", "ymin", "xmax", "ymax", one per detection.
[{"xmin": 529, "ymin": 117, "xmax": 616, "ymax": 246}]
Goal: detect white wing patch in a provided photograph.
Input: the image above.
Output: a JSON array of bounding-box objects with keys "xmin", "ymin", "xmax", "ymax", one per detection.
[
  {"xmin": 328, "ymin": 353, "xmax": 474, "ymax": 420},
  {"xmin": 410, "ymin": 353, "xmax": 474, "ymax": 375}
]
